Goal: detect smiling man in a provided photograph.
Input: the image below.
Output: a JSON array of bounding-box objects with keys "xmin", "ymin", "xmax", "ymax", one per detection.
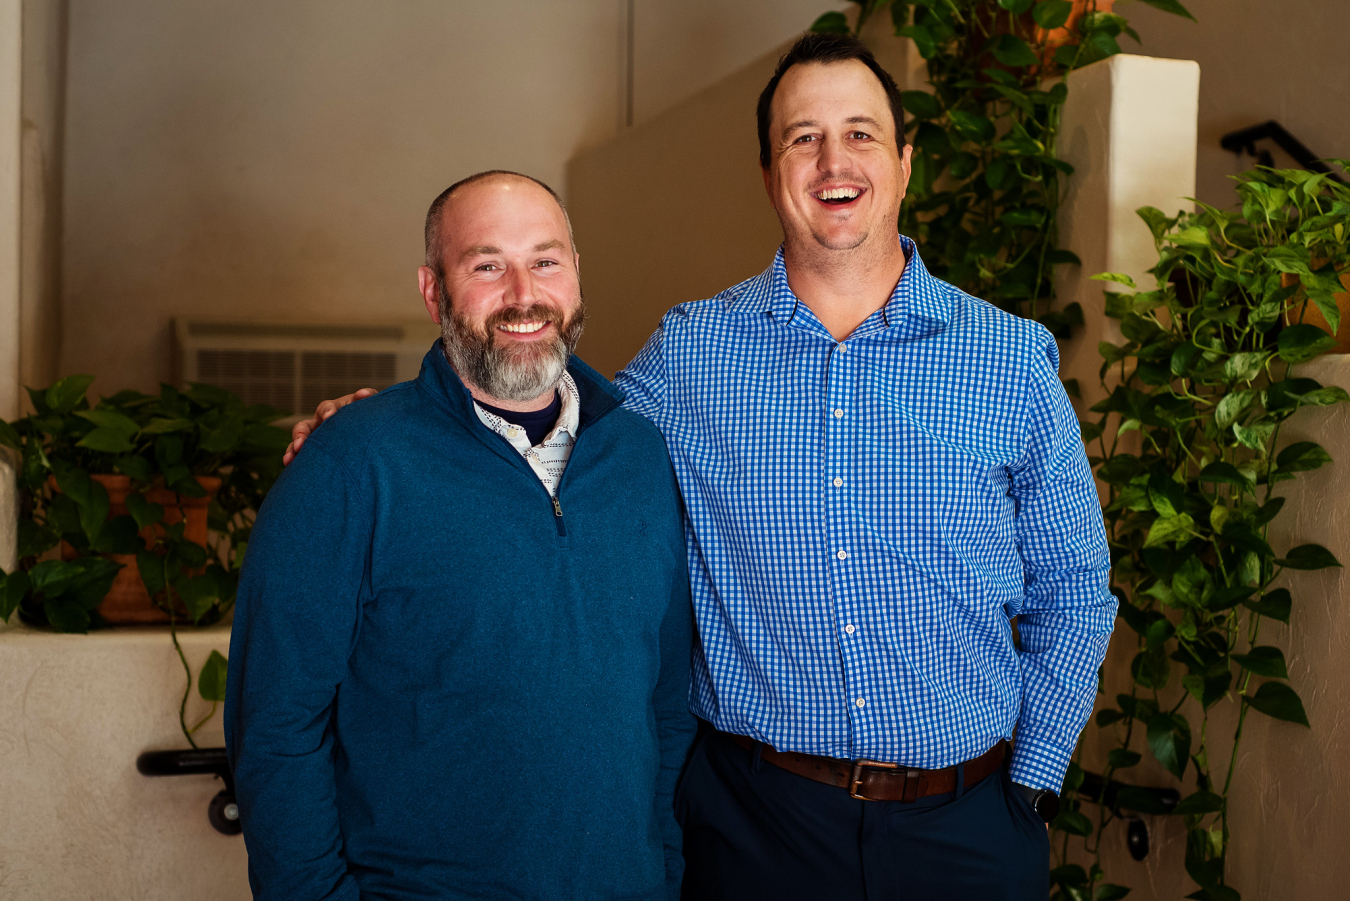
[
  {"xmin": 225, "ymin": 171, "xmax": 695, "ymax": 901},
  {"xmin": 287, "ymin": 33, "xmax": 1115, "ymax": 901}
]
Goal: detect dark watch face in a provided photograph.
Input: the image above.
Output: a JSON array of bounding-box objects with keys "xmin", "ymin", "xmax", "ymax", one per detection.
[{"xmin": 1033, "ymin": 789, "xmax": 1060, "ymax": 823}]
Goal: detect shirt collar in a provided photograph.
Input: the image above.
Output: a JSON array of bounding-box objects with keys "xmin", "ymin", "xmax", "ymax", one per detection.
[
  {"xmin": 760, "ymin": 233, "xmax": 952, "ymax": 332},
  {"xmin": 471, "ymin": 371, "xmax": 579, "ymax": 449}
]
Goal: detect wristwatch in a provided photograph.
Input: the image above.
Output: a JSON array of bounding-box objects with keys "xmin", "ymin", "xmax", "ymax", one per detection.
[{"xmin": 1014, "ymin": 782, "xmax": 1060, "ymax": 823}]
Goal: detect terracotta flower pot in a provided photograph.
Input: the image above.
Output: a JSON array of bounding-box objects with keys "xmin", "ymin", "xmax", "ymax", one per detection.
[
  {"xmin": 53, "ymin": 473, "xmax": 222, "ymax": 625},
  {"xmin": 1035, "ymin": 0, "xmax": 1115, "ymax": 66},
  {"xmin": 1281, "ymin": 269, "xmax": 1350, "ymax": 354}
]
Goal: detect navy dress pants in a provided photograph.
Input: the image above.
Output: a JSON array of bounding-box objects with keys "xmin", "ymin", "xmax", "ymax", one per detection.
[{"xmin": 676, "ymin": 729, "xmax": 1050, "ymax": 901}]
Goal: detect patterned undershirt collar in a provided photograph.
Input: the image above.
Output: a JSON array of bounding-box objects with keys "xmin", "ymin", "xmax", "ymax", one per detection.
[{"xmin": 472, "ymin": 372, "xmax": 580, "ymax": 497}]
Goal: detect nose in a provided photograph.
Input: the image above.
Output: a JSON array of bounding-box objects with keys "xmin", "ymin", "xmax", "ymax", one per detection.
[
  {"xmin": 502, "ymin": 265, "xmax": 535, "ymax": 307},
  {"xmin": 818, "ymin": 133, "xmax": 849, "ymax": 175}
]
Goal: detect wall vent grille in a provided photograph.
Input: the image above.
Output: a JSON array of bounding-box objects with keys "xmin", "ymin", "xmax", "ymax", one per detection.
[{"xmin": 174, "ymin": 320, "xmax": 440, "ymax": 421}]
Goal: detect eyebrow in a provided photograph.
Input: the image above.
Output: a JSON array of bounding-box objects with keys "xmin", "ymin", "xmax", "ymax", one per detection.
[
  {"xmin": 782, "ymin": 115, "xmax": 884, "ymax": 136},
  {"xmin": 460, "ymin": 240, "xmax": 566, "ymax": 261}
]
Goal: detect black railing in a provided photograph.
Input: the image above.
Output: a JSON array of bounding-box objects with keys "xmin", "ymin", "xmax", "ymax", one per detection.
[
  {"xmin": 1221, "ymin": 120, "xmax": 1347, "ymax": 184},
  {"xmin": 137, "ymin": 747, "xmax": 241, "ymax": 835}
]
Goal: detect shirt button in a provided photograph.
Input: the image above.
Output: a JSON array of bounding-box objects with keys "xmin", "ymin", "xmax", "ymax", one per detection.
[
  {"xmin": 832, "ymin": 477, "xmax": 843, "ymax": 488},
  {"xmin": 836, "ymin": 549, "xmax": 848, "ymax": 561},
  {"xmin": 838, "ymin": 343, "xmax": 849, "ymax": 353},
  {"xmin": 856, "ymin": 697, "xmax": 866, "ymax": 708},
  {"xmin": 833, "ymin": 408, "xmax": 844, "ymax": 419},
  {"xmin": 845, "ymin": 624, "xmax": 856, "ymax": 635}
]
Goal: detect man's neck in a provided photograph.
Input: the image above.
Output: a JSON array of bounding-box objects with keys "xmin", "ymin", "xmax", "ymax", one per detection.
[{"xmin": 782, "ymin": 234, "xmax": 907, "ymax": 341}]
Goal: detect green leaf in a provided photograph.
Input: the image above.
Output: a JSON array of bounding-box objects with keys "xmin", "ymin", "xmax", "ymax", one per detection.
[
  {"xmin": 1197, "ymin": 462, "xmax": 1252, "ymax": 489},
  {"xmin": 77, "ymin": 428, "xmax": 137, "ymax": 454},
  {"xmin": 1232, "ymin": 420, "xmax": 1275, "ymax": 452},
  {"xmin": 136, "ymin": 551, "xmax": 166, "ymax": 598},
  {"xmin": 199, "ymin": 416, "xmax": 244, "ymax": 454},
  {"xmin": 1, "ymin": 570, "xmax": 31, "ymax": 621},
  {"xmin": 44, "ymin": 375, "xmax": 95, "ymax": 415},
  {"xmin": 179, "ymin": 573, "xmax": 220, "ymax": 624},
  {"xmin": 44, "ymin": 598, "xmax": 90, "ymax": 633},
  {"xmin": 899, "ymin": 90, "xmax": 942, "ymax": 120},
  {"xmin": 1107, "ymin": 748, "xmax": 1141, "ymax": 769},
  {"xmin": 1170, "ymin": 225, "xmax": 1210, "ymax": 247},
  {"xmin": 1144, "ymin": 513, "xmax": 1194, "ymax": 548},
  {"xmin": 1137, "ymin": 0, "xmax": 1197, "ymax": 21},
  {"xmin": 1094, "ymin": 885, "xmax": 1131, "ymax": 901},
  {"xmin": 198, "ymin": 650, "xmax": 229, "ymax": 702},
  {"xmin": 1092, "ymin": 271, "xmax": 1138, "ymax": 290},
  {"xmin": 53, "ymin": 462, "xmax": 92, "ymax": 507},
  {"xmin": 1275, "ymin": 441, "xmax": 1331, "ymax": 473},
  {"xmin": 1205, "ymin": 584, "xmax": 1254, "ymax": 612},
  {"xmin": 0, "ymin": 419, "xmax": 21, "ymax": 450},
  {"xmin": 1096, "ymin": 709, "xmax": 1124, "ymax": 727},
  {"xmin": 1132, "ymin": 647, "xmax": 1170, "ymax": 690},
  {"xmin": 1147, "ymin": 711, "xmax": 1191, "ymax": 779},
  {"xmin": 114, "ymin": 455, "xmax": 153, "ymax": 482},
  {"xmin": 810, "ymin": 10, "xmax": 851, "ymax": 34},
  {"xmin": 1278, "ymin": 324, "xmax": 1336, "ymax": 363},
  {"xmin": 1173, "ymin": 790, "xmax": 1224, "ymax": 816},
  {"xmin": 125, "ymin": 492, "xmax": 165, "ymax": 530},
  {"xmin": 896, "ymin": 24, "xmax": 937, "ymax": 59},
  {"xmin": 90, "ymin": 515, "xmax": 142, "ymax": 555},
  {"xmin": 1276, "ymin": 544, "xmax": 1341, "ymax": 570},
  {"xmin": 1115, "ymin": 785, "xmax": 1173, "ymax": 815},
  {"xmin": 998, "ymin": 0, "xmax": 1033, "ymax": 12},
  {"xmin": 1214, "ymin": 389, "xmax": 1254, "ymax": 430},
  {"xmin": 1223, "ymin": 351, "xmax": 1265, "ymax": 383},
  {"xmin": 949, "ymin": 109, "xmax": 995, "ymax": 142},
  {"xmin": 1232, "ymin": 645, "xmax": 1288, "ymax": 679},
  {"xmin": 1148, "ymin": 471, "xmax": 1185, "ymax": 518},
  {"xmin": 74, "ymin": 408, "xmax": 140, "ymax": 435},
  {"xmin": 1031, "ymin": 0, "xmax": 1073, "ymax": 29},
  {"xmin": 1050, "ymin": 808, "xmax": 1093, "ymax": 837},
  {"xmin": 990, "ymin": 33, "xmax": 1039, "ymax": 68},
  {"xmin": 1246, "ymin": 681, "xmax": 1309, "ymax": 727},
  {"xmin": 1243, "ymin": 588, "xmax": 1291, "ymax": 623},
  {"xmin": 79, "ymin": 477, "xmax": 111, "ymax": 544}
]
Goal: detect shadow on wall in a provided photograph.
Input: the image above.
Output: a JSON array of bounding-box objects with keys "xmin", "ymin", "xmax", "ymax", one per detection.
[{"xmin": 565, "ymin": 45, "xmax": 786, "ymax": 378}]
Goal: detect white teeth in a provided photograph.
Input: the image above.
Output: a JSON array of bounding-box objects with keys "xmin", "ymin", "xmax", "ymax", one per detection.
[
  {"xmin": 500, "ymin": 322, "xmax": 546, "ymax": 334},
  {"xmin": 817, "ymin": 187, "xmax": 861, "ymax": 201}
]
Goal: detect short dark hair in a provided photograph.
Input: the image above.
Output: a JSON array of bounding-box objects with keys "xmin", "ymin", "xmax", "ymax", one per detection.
[
  {"xmin": 423, "ymin": 169, "xmax": 574, "ymax": 276},
  {"xmin": 755, "ymin": 32, "xmax": 907, "ymax": 169}
]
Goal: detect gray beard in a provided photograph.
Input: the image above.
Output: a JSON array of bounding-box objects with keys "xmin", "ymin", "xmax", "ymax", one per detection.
[{"xmin": 439, "ymin": 285, "xmax": 585, "ymax": 402}]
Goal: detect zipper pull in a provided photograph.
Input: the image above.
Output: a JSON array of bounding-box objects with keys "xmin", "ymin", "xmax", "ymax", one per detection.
[{"xmin": 551, "ymin": 496, "xmax": 563, "ymax": 517}]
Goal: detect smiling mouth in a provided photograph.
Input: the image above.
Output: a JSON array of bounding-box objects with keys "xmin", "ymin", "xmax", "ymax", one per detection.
[
  {"xmin": 813, "ymin": 186, "xmax": 863, "ymax": 205},
  {"xmin": 498, "ymin": 321, "xmax": 550, "ymax": 336}
]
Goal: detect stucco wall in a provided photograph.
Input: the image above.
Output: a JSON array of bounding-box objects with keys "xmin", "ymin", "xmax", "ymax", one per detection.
[{"xmin": 0, "ymin": 623, "xmax": 243, "ymax": 900}]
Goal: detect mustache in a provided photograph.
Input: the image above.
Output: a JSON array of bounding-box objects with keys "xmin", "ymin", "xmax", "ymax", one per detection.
[{"xmin": 484, "ymin": 304, "xmax": 566, "ymax": 331}]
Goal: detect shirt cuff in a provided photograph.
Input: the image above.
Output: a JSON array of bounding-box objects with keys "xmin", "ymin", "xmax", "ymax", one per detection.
[{"xmin": 1008, "ymin": 733, "xmax": 1073, "ymax": 792}]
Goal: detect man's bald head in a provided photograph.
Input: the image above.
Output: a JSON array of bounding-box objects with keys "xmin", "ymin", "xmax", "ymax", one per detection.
[{"xmin": 424, "ymin": 170, "xmax": 576, "ymax": 277}]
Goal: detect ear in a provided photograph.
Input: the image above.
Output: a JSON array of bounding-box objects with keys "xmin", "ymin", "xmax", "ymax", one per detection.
[
  {"xmin": 761, "ymin": 164, "xmax": 772, "ymax": 198},
  {"xmin": 573, "ymin": 251, "xmax": 581, "ymax": 275},
  {"xmin": 417, "ymin": 266, "xmax": 441, "ymax": 324},
  {"xmin": 898, "ymin": 143, "xmax": 913, "ymax": 197}
]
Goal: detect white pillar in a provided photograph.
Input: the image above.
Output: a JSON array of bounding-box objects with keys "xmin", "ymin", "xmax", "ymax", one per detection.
[
  {"xmin": 1, "ymin": 0, "xmax": 23, "ymax": 573},
  {"xmin": 1055, "ymin": 53, "xmax": 1200, "ymax": 410}
]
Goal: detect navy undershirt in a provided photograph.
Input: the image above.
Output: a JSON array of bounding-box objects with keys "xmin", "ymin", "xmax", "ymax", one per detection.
[{"xmin": 477, "ymin": 391, "xmax": 561, "ymax": 447}]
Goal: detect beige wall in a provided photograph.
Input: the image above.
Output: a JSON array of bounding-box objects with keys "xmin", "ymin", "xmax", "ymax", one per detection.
[
  {"xmin": 20, "ymin": 0, "xmax": 65, "ymax": 399},
  {"xmin": 1126, "ymin": 0, "xmax": 1349, "ymax": 209},
  {"xmin": 51, "ymin": 0, "xmax": 852, "ymax": 398}
]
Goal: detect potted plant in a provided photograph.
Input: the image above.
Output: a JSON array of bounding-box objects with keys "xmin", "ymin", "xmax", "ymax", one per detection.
[
  {"xmin": 1055, "ymin": 161, "xmax": 1350, "ymax": 900},
  {"xmin": 0, "ymin": 377, "xmax": 289, "ymax": 743}
]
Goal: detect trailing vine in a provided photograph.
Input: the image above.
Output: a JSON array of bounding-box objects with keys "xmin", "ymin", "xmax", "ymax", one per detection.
[{"xmin": 1060, "ymin": 165, "xmax": 1350, "ymax": 901}]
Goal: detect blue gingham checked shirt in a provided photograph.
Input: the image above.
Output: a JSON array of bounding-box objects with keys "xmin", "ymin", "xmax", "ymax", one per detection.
[{"xmin": 614, "ymin": 234, "xmax": 1116, "ymax": 791}]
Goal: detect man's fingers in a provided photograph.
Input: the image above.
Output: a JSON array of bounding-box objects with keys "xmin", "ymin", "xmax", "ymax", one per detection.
[{"xmin": 281, "ymin": 388, "xmax": 379, "ymax": 466}]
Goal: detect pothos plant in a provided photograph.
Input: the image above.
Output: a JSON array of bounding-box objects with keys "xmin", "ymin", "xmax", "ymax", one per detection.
[
  {"xmin": 1056, "ymin": 164, "xmax": 1350, "ymax": 901},
  {"xmin": 0, "ymin": 378, "xmax": 289, "ymax": 745},
  {"xmin": 812, "ymin": 0, "xmax": 1197, "ymax": 342}
]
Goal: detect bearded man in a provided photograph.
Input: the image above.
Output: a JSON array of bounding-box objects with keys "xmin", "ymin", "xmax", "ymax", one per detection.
[{"xmin": 224, "ymin": 170, "xmax": 695, "ymax": 901}]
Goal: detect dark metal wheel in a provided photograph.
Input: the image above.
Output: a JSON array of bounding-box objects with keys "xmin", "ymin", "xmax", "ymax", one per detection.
[
  {"xmin": 208, "ymin": 790, "xmax": 243, "ymax": 836},
  {"xmin": 1126, "ymin": 817, "xmax": 1149, "ymax": 861}
]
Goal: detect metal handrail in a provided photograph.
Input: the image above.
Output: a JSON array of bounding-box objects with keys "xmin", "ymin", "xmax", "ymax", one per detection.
[{"xmin": 1221, "ymin": 120, "xmax": 1347, "ymax": 184}]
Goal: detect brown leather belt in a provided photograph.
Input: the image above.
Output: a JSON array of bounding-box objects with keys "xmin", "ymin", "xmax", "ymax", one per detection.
[{"xmin": 727, "ymin": 733, "xmax": 1009, "ymax": 802}]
